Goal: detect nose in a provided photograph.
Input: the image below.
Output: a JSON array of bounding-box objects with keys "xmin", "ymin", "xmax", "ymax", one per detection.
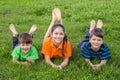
[
  {"xmin": 93, "ymin": 40, "xmax": 97, "ymax": 43},
  {"xmin": 23, "ymin": 45, "xmax": 28, "ymax": 49},
  {"xmin": 56, "ymin": 34, "xmax": 61, "ymax": 37}
]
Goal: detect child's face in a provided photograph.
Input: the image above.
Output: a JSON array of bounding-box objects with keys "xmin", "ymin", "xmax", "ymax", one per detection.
[
  {"xmin": 20, "ymin": 43, "xmax": 31, "ymax": 54},
  {"xmin": 89, "ymin": 35, "xmax": 103, "ymax": 51},
  {"xmin": 52, "ymin": 27, "xmax": 65, "ymax": 46}
]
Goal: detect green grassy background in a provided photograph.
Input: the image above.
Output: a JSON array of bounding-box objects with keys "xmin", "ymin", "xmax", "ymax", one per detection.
[{"xmin": 0, "ymin": 0, "xmax": 120, "ymax": 80}]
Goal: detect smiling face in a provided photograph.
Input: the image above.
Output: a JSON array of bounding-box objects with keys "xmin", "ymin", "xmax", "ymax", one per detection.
[
  {"xmin": 20, "ymin": 43, "xmax": 31, "ymax": 54},
  {"xmin": 89, "ymin": 35, "xmax": 103, "ymax": 51},
  {"xmin": 18, "ymin": 33, "xmax": 32, "ymax": 54},
  {"xmin": 52, "ymin": 26, "xmax": 65, "ymax": 46}
]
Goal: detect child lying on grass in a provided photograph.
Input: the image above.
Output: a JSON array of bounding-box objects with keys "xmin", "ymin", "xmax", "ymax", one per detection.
[
  {"xmin": 78, "ymin": 20, "xmax": 111, "ymax": 70},
  {"xmin": 9, "ymin": 24, "xmax": 39, "ymax": 65}
]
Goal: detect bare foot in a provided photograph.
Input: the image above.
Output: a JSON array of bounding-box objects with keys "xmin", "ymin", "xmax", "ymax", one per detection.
[
  {"xmin": 9, "ymin": 24, "xmax": 18, "ymax": 37},
  {"xmin": 53, "ymin": 8, "xmax": 61, "ymax": 22},
  {"xmin": 96, "ymin": 19, "xmax": 103, "ymax": 28},
  {"xmin": 29, "ymin": 24, "xmax": 37, "ymax": 35},
  {"xmin": 90, "ymin": 20, "xmax": 96, "ymax": 33}
]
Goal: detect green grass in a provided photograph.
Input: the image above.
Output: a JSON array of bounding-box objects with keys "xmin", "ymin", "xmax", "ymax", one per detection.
[{"xmin": 0, "ymin": 0, "xmax": 120, "ymax": 80}]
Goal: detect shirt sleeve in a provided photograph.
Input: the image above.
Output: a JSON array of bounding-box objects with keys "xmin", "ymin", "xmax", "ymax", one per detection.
[
  {"xmin": 29, "ymin": 46, "xmax": 39, "ymax": 60},
  {"xmin": 100, "ymin": 44, "xmax": 111, "ymax": 60},
  {"xmin": 11, "ymin": 47, "xmax": 20, "ymax": 59},
  {"xmin": 81, "ymin": 44, "xmax": 91, "ymax": 59},
  {"xmin": 41, "ymin": 40, "xmax": 50, "ymax": 56}
]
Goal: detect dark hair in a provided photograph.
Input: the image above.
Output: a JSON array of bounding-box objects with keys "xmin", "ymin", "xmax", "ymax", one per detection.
[
  {"xmin": 52, "ymin": 23, "xmax": 67, "ymax": 57},
  {"xmin": 90, "ymin": 28, "xmax": 104, "ymax": 39},
  {"xmin": 51, "ymin": 23, "xmax": 65, "ymax": 33},
  {"xmin": 19, "ymin": 32, "xmax": 32, "ymax": 44}
]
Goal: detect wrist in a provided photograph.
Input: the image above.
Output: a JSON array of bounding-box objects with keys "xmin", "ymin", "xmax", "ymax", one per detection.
[
  {"xmin": 59, "ymin": 65, "xmax": 63, "ymax": 69},
  {"xmin": 88, "ymin": 61, "xmax": 93, "ymax": 66},
  {"xmin": 52, "ymin": 64, "xmax": 56, "ymax": 68}
]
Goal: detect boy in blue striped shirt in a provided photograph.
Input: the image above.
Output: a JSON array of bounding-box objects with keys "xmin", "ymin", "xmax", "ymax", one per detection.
[{"xmin": 78, "ymin": 20, "xmax": 111, "ymax": 70}]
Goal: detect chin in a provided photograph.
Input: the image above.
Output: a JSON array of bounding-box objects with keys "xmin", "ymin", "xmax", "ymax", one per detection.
[
  {"xmin": 23, "ymin": 50, "xmax": 29, "ymax": 53},
  {"xmin": 55, "ymin": 40, "xmax": 62, "ymax": 44}
]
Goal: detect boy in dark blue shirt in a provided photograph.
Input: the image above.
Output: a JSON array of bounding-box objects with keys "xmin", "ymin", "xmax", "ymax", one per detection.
[{"xmin": 78, "ymin": 20, "xmax": 111, "ymax": 70}]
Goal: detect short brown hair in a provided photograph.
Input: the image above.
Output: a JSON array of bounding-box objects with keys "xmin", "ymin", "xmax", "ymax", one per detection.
[
  {"xmin": 19, "ymin": 32, "xmax": 32, "ymax": 44},
  {"xmin": 90, "ymin": 28, "xmax": 104, "ymax": 39}
]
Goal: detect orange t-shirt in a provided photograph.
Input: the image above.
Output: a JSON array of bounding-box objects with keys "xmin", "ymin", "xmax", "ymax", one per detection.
[{"xmin": 41, "ymin": 37, "xmax": 72, "ymax": 58}]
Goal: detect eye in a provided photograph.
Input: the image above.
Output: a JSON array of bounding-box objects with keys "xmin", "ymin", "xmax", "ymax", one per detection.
[
  {"xmin": 54, "ymin": 33, "xmax": 58, "ymax": 35},
  {"xmin": 92, "ymin": 39, "xmax": 96, "ymax": 41},
  {"xmin": 60, "ymin": 33, "xmax": 64, "ymax": 35},
  {"xmin": 98, "ymin": 39, "xmax": 102, "ymax": 41},
  {"xmin": 20, "ymin": 44, "xmax": 25, "ymax": 46}
]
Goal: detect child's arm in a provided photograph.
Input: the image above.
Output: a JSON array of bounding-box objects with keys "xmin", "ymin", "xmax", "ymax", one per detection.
[
  {"xmin": 12, "ymin": 58, "xmax": 30, "ymax": 65},
  {"xmin": 91, "ymin": 60, "xmax": 107, "ymax": 70},
  {"xmin": 44, "ymin": 55, "xmax": 59, "ymax": 68},
  {"xmin": 26, "ymin": 57, "xmax": 35, "ymax": 63},
  {"xmin": 94, "ymin": 60, "xmax": 107, "ymax": 67},
  {"xmin": 12, "ymin": 58, "xmax": 20, "ymax": 64},
  {"xmin": 58, "ymin": 57, "xmax": 69, "ymax": 69},
  {"xmin": 85, "ymin": 58, "xmax": 94, "ymax": 66}
]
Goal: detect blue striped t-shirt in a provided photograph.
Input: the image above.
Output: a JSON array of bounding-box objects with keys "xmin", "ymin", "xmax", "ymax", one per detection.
[{"xmin": 81, "ymin": 42, "xmax": 111, "ymax": 60}]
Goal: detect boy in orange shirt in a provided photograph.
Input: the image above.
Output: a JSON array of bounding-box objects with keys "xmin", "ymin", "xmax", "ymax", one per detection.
[{"xmin": 41, "ymin": 8, "xmax": 72, "ymax": 69}]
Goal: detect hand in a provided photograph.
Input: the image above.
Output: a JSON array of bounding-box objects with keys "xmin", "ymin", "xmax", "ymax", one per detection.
[
  {"xmin": 58, "ymin": 65, "xmax": 63, "ymax": 70},
  {"xmin": 26, "ymin": 57, "xmax": 34, "ymax": 63},
  {"xmin": 52, "ymin": 64, "xmax": 59, "ymax": 68},
  {"xmin": 92, "ymin": 64, "xmax": 101, "ymax": 70},
  {"xmin": 52, "ymin": 64, "xmax": 63, "ymax": 70},
  {"xmin": 21, "ymin": 61, "xmax": 30, "ymax": 66}
]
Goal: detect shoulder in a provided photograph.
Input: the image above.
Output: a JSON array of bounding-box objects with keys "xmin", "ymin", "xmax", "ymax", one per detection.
[
  {"xmin": 84, "ymin": 42, "xmax": 91, "ymax": 48},
  {"xmin": 81, "ymin": 42, "xmax": 91, "ymax": 52},
  {"xmin": 66, "ymin": 39, "xmax": 72, "ymax": 44},
  {"xmin": 43, "ymin": 37, "xmax": 52, "ymax": 44},
  {"xmin": 64, "ymin": 39, "xmax": 72, "ymax": 48},
  {"xmin": 13, "ymin": 46, "xmax": 21, "ymax": 51},
  {"xmin": 101, "ymin": 43, "xmax": 109, "ymax": 49},
  {"xmin": 100, "ymin": 43, "xmax": 110, "ymax": 53},
  {"xmin": 30, "ymin": 46, "xmax": 37, "ymax": 50},
  {"xmin": 12, "ymin": 46, "xmax": 21, "ymax": 55}
]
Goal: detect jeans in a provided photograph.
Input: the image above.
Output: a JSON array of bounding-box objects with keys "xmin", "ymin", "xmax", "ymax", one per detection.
[
  {"xmin": 12, "ymin": 35, "xmax": 19, "ymax": 49},
  {"xmin": 78, "ymin": 28, "xmax": 90, "ymax": 49}
]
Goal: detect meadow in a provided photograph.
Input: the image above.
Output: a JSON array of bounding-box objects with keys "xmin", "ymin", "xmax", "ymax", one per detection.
[{"xmin": 0, "ymin": 0, "xmax": 120, "ymax": 80}]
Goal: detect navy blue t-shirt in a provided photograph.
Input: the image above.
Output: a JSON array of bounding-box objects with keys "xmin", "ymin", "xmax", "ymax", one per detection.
[{"xmin": 81, "ymin": 42, "xmax": 111, "ymax": 60}]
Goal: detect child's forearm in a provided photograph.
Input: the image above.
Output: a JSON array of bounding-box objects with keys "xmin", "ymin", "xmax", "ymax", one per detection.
[
  {"xmin": 44, "ymin": 55, "xmax": 57, "ymax": 67},
  {"xmin": 85, "ymin": 59, "xmax": 93, "ymax": 66},
  {"xmin": 26, "ymin": 57, "xmax": 35, "ymax": 63},
  {"xmin": 13, "ymin": 58, "xmax": 30, "ymax": 65},
  {"xmin": 13, "ymin": 58, "xmax": 20, "ymax": 64},
  {"xmin": 59, "ymin": 57, "xmax": 69, "ymax": 69},
  {"xmin": 99, "ymin": 60, "xmax": 107, "ymax": 66}
]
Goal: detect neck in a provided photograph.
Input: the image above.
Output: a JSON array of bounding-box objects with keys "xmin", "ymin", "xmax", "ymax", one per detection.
[{"xmin": 91, "ymin": 47, "xmax": 99, "ymax": 52}]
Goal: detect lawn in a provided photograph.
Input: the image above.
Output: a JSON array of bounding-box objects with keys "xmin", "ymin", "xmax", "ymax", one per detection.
[{"xmin": 0, "ymin": 0, "xmax": 120, "ymax": 80}]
